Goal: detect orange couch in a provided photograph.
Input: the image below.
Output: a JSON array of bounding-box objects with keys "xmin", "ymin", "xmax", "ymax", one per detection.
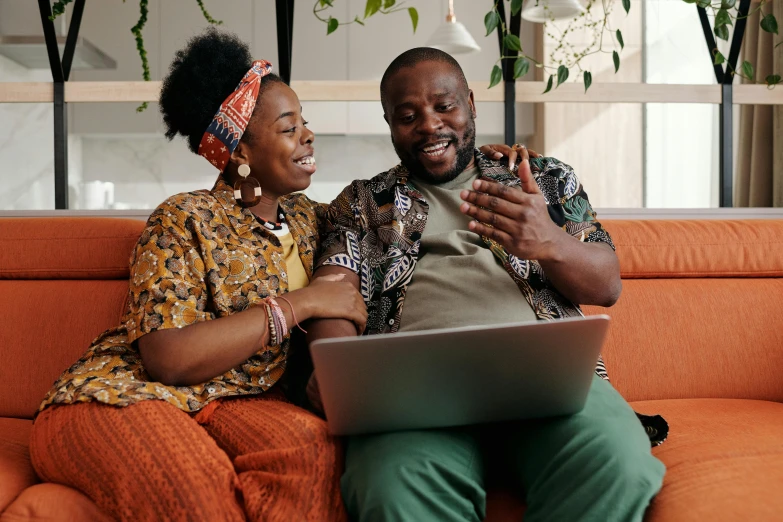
[{"xmin": 1, "ymin": 217, "xmax": 782, "ymax": 521}]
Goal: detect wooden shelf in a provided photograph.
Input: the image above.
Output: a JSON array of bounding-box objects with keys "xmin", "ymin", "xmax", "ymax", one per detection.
[{"xmin": 0, "ymin": 81, "xmax": 780, "ymax": 104}]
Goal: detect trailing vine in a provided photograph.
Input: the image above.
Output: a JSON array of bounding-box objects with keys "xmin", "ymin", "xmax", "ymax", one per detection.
[
  {"xmin": 486, "ymin": 0, "xmax": 781, "ymax": 93},
  {"xmin": 313, "ymin": 0, "xmax": 418, "ymax": 35},
  {"xmin": 50, "ymin": 0, "xmax": 223, "ymax": 111}
]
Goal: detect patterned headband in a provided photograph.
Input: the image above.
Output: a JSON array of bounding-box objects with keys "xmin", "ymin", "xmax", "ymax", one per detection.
[{"xmin": 199, "ymin": 59, "xmax": 273, "ymax": 171}]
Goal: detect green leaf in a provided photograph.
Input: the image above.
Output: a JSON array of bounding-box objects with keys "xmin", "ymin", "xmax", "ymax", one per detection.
[
  {"xmin": 408, "ymin": 7, "xmax": 418, "ymax": 33},
  {"xmin": 556, "ymin": 65, "xmax": 569, "ymax": 87},
  {"xmin": 622, "ymin": 0, "xmax": 630, "ymax": 14},
  {"xmin": 613, "ymin": 50, "xmax": 620, "ymax": 73},
  {"xmin": 327, "ymin": 17, "xmax": 339, "ymax": 34},
  {"xmin": 584, "ymin": 71, "xmax": 592, "ymax": 92},
  {"xmin": 766, "ymin": 74, "xmax": 782, "ymax": 85},
  {"xmin": 715, "ymin": 9, "xmax": 733, "ymax": 28},
  {"xmin": 616, "ymin": 29, "xmax": 624, "ymax": 50},
  {"xmin": 354, "ymin": 15, "xmax": 365, "ymax": 25},
  {"xmin": 513, "ymin": 57, "xmax": 530, "ymax": 79},
  {"xmin": 543, "ymin": 75, "xmax": 554, "ymax": 94},
  {"xmin": 364, "ymin": 0, "xmax": 382, "ymax": 19},
  {"xmin": 510, "ymin": 0, "xmax": 523, "ymax": 16},
  {"xmin": 761, "ymin": 14, "xmax": 779, "ymax": 35},
  {"xmin": 489, "ymin": 65, "xmax": 503, "ymax": 89},
  {"xmin": 721, "ymin": 0, "xmax": 736, "ymax": 9},
  {"xmin": 714, "ymin": 24, "xmax": 729, "ymax": 41},
  {"xmin": 714, "ymin": 50, "xmax": 725, "ymax": 65},
  {"xmin": 742, "ymin": 60, "xmax": 755, "ymax": 80},
  {"xmin": 697, "ymin": 0, "xmax": 710, "ymax": 8},
  {"xmin": 319, "ymin": 0, "xmax": 334, "ymax": 7},
  {"xmin": 504, "ymin": 34, "xmax": 522, "ymax": 52},
  {"xmin": 484, "ymin": 10, "xmax": 500, "ymax": 36},
  {"xmin": 383, "ymin": 0, "xmax": 396, "ymax": 9}
]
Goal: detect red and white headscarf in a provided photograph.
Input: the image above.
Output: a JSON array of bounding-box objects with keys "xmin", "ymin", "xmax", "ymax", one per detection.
[{"xmin": 198, "ymin": 60, "xmax": 273, "ymax": 171}]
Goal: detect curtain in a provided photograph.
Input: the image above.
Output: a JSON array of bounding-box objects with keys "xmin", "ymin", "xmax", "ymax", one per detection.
[{"xmin": 736, "ymin": 0, "xmax": 781, "ymax": 207}]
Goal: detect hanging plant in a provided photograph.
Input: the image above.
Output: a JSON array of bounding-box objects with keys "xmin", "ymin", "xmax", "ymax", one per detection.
[
  {"xmin": 485, "ymin": 0, "xmax": 781, "ymax": 92},
  {"xmin": 313, "ymin": 0, "xmax": 419, "ymax": 35},
  {"xmin": 50, "ymin": 0, "xmax": 222, "ymax": 111}
]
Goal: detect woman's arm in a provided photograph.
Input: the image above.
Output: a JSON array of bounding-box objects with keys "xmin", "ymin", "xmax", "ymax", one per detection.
[{"xmin": 139, "ymin": 275, "xmax": 366, "ymax": 386}]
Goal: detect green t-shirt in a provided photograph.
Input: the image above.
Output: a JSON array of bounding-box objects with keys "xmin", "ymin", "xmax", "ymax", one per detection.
[{"xmin": 398, "ymin": 166, "xmax": 537, "ymax": 333}]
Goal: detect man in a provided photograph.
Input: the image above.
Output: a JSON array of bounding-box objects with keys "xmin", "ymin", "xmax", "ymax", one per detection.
[{"xmin": 307, "ymin": 47, "xmax": 666, "ymax": 522}]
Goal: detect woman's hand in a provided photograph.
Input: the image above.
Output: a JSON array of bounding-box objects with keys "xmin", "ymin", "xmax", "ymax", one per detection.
[
  {"xmin": 479, "ymin": 143, "xmax": 540, "ymax": 171},
  {"xmin": 285, "ymin": 274, "xmax": 368, "ymax": 334}
]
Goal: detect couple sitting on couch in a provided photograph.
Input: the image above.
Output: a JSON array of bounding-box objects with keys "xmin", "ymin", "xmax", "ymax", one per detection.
[{"xmin": 30, "ymin": 29, "xmax": 666, "ymax": 522}]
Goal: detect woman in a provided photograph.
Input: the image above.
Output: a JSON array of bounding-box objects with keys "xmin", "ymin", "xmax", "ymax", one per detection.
[{"xmin": 29, "ymin": 29, "xmax": 365, "ymax": 522}]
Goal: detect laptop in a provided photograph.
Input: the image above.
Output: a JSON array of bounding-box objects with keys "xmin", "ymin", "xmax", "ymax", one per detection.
[{"xmin": 309, "ymin": 314, "xmax": 610, "ymax": 435}]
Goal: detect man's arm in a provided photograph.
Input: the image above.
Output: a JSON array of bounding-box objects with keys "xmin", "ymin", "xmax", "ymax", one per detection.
[
  {"xmin": 536, "ymin": 235, "xmax": 620, "ymax": 307},
  {"xmin": 306, "ymin": 265, "xmax": 363, "ymax": 343},
  {"xmin": 304, "ymin": 265, "xmax": 363, "ymax": 413},
  {"xmin": 460, "ymin": 147, "xmax": 621, "ymax": 307}
]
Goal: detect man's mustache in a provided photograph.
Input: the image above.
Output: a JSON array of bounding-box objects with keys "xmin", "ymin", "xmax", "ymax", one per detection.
[{"xmin": 411, "ymin": 134, "xmax": 458, "ymax": 151}]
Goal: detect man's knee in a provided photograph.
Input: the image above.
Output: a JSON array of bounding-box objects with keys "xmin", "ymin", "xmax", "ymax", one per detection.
[{"xmin": 341, "ymin": 432, "xmax": 485, "ymax": 522}]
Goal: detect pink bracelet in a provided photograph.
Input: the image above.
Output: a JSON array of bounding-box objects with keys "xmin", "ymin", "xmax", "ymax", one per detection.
[
  {"xmin": 278, "ymin": 295, "xmax": 307, "ymax": 334},
  {"xmin": 265, "ymin": 297, "xmax": 288, "ymax": 345}
]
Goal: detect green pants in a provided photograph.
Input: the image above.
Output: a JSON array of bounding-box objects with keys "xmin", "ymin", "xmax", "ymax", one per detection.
[{"xmin": 341, "ymin": 376, "xmax": 665, "ymax": 522}]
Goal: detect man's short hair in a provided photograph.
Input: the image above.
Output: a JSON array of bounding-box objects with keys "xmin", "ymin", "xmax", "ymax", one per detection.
[{"xmin": 380, "ymin": 47, "xmax": 469, "ymax": 110}]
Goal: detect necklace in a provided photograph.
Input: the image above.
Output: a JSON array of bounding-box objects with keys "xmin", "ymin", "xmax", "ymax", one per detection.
[{"xmin": 257, "ymin": 209, "xmax": 286, "ymax": 231}]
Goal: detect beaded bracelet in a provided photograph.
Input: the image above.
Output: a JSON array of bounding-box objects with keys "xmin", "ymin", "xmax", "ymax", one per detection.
[
  {"xmin": 263, "ymin": 302, "xmax": 278, "ymax": 347},
  {"xmin": 265, "ymin": 297, "xmax": 288, "ymax": 347}
]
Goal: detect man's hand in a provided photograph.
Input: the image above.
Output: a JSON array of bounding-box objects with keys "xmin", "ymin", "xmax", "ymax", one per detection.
[
  {"xmin": 478, "ymin": 143, "xmax": 541, "ymax": 170},
  {"xmin": 459, "ymin": 146, "xmax": 566, "ymax": 262}
]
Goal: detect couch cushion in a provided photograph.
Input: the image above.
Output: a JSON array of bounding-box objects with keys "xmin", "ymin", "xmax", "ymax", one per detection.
[
  {"xmin": 0, "ymin": 418, "xmax": 37, "ymax": 514},
  {"xmin": 584, "ymin": 278, "xmax": 783, "ymax": 403},
  {"xmin": 0, "ymin": 218, "xmax": 144, "ymax": 280},
  {"xmin": 605, "ymin": 220, "xmax": 783, "ymax": 278},
  {"xmin": 0, "ymin": 483, "xmax": 110, "ymax": 522},
  {"xmin": 0, "ymin": 280, "xmax": 128, "ymax": 419},
  {"xmin": 633, "ymin": 398, "xmax": 783, "ymax": 522}
]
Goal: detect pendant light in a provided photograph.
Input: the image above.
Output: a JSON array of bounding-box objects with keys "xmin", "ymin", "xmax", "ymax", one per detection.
[
  {"xmin": 425, "ymin": 0, "xmax": 481, "ymax": 55},
  {"xmin": 521, "ymin": 0, "xmax": 585, "ymax": 23}
]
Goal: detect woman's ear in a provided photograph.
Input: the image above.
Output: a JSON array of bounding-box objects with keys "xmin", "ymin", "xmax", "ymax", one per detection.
[{"xmin": 229, "ymin": 141, "xmax": 252, "ymax": 168}]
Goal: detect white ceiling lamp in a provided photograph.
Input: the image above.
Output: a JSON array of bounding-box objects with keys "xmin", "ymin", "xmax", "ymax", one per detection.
[
  {"xmin": 426, "ymin": 0, "xmax": 480, "ymax": 55},
  {"xmin": 521, "ymin": 0, "xmax": 585, "ymax": 23}
]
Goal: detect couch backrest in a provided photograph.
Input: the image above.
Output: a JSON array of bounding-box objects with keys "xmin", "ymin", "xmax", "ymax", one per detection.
[
  {"xmin": 584, "ymin": 220, "xmax": 783, "ymax": 403},
  {"xmin": 0, "ymin": 218, "xmax": 145, "ymax": 419},
  {"xmin": 0, "ymin": 217, "xmax": 781, "ymax": 419}
]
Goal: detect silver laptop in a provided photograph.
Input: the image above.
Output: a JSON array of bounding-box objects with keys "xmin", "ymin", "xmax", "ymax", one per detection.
[{"xmin": 309, "ymin": 315, "xmax": 610, "ymax": 435}]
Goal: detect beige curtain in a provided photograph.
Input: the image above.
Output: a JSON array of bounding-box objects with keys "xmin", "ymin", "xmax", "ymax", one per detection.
[{"xmin": 736, "ymin": 0, "xmax": 782, "ymax": 207}]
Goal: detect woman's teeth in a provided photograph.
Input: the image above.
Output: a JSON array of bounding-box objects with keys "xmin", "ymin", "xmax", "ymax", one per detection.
[
  {"xmin": 422, "ymin": 142, "xmax": 449, "ymax": 157},
  {"xmin": 295, "ymin": 156, "xmax": 315, "ymax": 165}
]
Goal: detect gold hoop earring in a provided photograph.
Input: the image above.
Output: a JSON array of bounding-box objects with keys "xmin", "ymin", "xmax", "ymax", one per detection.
[{"xmin": 233, "ymin": 164, "xmax": 262, "ymax": 208}]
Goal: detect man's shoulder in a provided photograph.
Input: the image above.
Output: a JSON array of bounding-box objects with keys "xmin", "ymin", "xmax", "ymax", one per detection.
[
  {"xmin": 335, "ymin": 165, "xmax": 404, "ymax": 201},
  {"xmin": 530, "ymin": 155, "xmax": 577, "ymax": 179}
]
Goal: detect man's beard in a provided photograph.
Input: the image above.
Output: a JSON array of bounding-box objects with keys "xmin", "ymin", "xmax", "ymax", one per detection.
[{"xmin": 392, "ymin": 117, "xmax": 476, "ymax": 185}]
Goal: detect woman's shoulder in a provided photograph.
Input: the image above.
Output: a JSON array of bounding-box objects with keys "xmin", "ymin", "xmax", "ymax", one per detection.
[{"xmin": 146, "ymin": 189, "xmax": 223, "ymax": 227}]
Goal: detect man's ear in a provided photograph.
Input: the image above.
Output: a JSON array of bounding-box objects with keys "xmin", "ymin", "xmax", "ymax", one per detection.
[
  {"xmin": 230, "ymin": 141, "xmax": 251, "ymax": 167},
  {"xmin": 468, "ymin": 90, "xmax": 477, "ymax": 119}
]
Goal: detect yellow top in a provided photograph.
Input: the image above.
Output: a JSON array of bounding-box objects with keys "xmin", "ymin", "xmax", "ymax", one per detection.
[{"xmin": 278, "ymin": 230, "xmax": 310, "ymax": 291}]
